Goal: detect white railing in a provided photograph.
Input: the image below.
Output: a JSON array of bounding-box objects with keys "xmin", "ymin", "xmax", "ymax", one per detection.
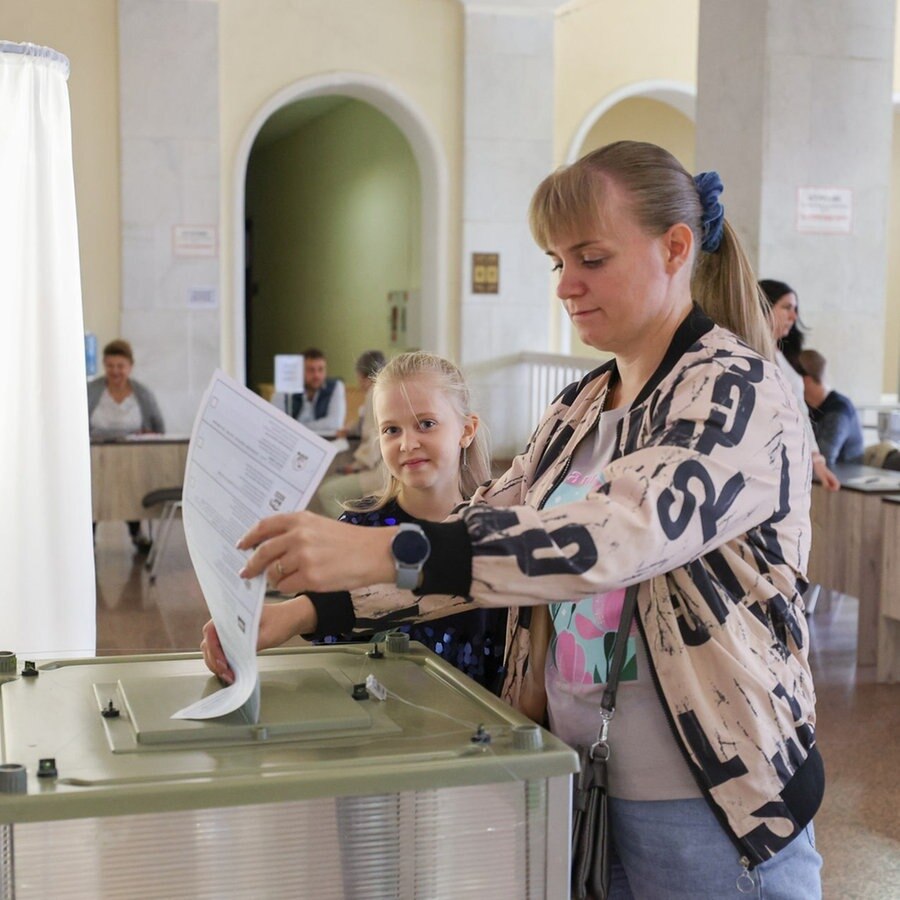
[{"xmin": 465, "ymin": 350, "xmax": 610, "ymax": 459}]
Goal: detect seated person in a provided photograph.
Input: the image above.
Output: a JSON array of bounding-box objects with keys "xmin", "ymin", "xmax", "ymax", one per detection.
[
  {"xmin": 312, "ymin": 350, "xmax": 386, "ymax": 517},
  {"xmin": 271, "ymin": 347, "xmax": 346, "ymax": 436},
  {"xmin": 87, "ymin": 339, "xmax": 164, "ymax": 552},
  {"xmin": 798, "ymin": 349, "xmax": 864, "ymax": 467}
]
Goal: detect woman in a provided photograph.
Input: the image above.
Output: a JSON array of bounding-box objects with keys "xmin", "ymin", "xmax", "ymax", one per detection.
[
  {"xmin": 207, "ymin": 142, "xmax": 823, "ymax": 897},
  {"xmin": 759, "ymin": 279, "xmax": 840, "ymax": 491},
  {"xmin": 88, "ymin": 339, "xmax": 165, "ymax": 551}
]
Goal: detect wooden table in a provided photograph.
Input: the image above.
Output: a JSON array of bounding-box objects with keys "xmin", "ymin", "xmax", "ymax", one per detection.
[
  {"xmin": 878, "ymin": 496, "xmax": 900, "ymax": 682},
  {"xmin": 808, "ymin": 463, "xmax": 900, "ymax": 681},
  {"xmin": 91, "ymin": 438, "xmax": 189, "ymax": 522}
]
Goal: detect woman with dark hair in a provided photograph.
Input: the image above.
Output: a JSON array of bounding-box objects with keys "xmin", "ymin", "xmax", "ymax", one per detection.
[
  {"xmin": 759, "ymin": 280, "xmax": 840, "ymax": 491},
  {"xmin": 208, "ymin": 142, "xmax": 824, "ymax": 897}
]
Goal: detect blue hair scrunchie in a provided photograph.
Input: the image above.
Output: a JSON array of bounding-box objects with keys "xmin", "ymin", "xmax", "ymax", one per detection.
[{"xmin": 693, "ymin": 171, "xmax": 725, "ymax": 253}]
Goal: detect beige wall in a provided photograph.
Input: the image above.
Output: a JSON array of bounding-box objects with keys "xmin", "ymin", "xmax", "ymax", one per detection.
[
  {"xmin": 218, "ymin": 0, "xmax": 463, "ymax": 372},
  {"xmin": 3, "ymin": 0, "xmax": 899, "ymax": 393},
  {"xmin": 1, "ymin": 0, "xmax": 121, "ymax": 348},
  {"xmin": 554, "ymin": 0, "xmax": 699, "ymax": 161},
  {"xmin": 246, "ymin": 99, "xmax": 420, "ymax": 388},
  {"xmin": 580, "ymin": 96, "xmax": 696, "ymax": 168}
]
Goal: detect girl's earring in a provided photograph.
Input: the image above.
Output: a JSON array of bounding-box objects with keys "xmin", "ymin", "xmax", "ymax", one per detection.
[{"xmin": 461, "ymin": 444, "xmax": 469, "ymax": 470}]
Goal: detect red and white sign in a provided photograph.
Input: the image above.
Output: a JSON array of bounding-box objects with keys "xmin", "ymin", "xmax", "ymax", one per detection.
[{"xmin": 796, "ymin": 187, "xmax": 852, "ymax": 235}]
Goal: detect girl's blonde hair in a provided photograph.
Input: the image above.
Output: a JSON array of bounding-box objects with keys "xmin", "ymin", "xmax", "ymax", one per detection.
[
  {"xmin": 528, "ymin": 140, "xmax": 774, "ymax": 359},
  {"xmin": 342, "ymin": 351, "xmax": 492, "ymax": 512}
]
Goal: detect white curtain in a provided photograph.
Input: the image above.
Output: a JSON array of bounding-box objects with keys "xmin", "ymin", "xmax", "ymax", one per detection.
[{"xmin": 0, "ymin": 42, "xmax": 95, "ymax": 658}]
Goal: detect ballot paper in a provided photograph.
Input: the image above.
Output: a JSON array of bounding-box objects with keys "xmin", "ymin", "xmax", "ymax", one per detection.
[{"xmin": 172, "ymin": 370, "xmax": 337, "ymax": 720}]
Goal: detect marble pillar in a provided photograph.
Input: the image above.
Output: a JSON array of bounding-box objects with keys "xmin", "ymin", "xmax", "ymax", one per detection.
[
  {"xmin": 696, "ymin": 0, "xmax": 895, "ymax": 403},
  {"xmin": 118, "ymin": 0, "xmax": 220, "ymax": 433},
  {"xmin": 457, "ymin": 0, "xmax": 566, "ymax": 455}
]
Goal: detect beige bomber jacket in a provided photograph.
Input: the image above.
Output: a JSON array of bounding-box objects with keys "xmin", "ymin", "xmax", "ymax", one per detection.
[{"xmin": 318, "ymin": 308, "xmax": 824, "ymax": 867}]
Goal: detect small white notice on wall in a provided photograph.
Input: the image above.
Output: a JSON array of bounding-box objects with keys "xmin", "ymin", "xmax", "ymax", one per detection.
[
  {"xmin": 274, "ymin": 354, "xmax": 305, "ymax": 394},
  {"xmin": 796, "ymin": 187, "xmax": 852, "ymax": 235},
  {"xmin": 188, "ymin": 286, "xmax": 218, "ymax": 309},
  {"xmin": 173, "ymin": 225, "xmax": 218, "ymax": 257}
]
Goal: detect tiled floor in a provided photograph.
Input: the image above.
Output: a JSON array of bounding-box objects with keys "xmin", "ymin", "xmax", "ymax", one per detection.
[{"xmin": 94, "ymin": 522, "xmax": 900, "ymax": 898}]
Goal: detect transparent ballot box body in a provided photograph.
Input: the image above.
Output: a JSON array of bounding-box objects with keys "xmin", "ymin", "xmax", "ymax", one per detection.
[{"xmin": 0, "ymin": 644, "xmax": 578, "ymax": 899}]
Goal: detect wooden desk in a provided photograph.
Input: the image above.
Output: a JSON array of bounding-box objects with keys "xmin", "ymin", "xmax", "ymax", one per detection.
[
  {"xmin": 808, "ymin": 463, "xmax": 900, "ymax": 680},
  {"xmin": 878, "ymin": 497, "xmax": 900, "ymax": 682},
  {"xmin": 91, "ymin": 439, "xmax": 189, "ymax": 522}
]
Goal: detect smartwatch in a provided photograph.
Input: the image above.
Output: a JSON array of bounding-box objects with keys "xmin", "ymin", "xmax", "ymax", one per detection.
[{"xmin": 391, "ymin": 523, "xmax": 431, "ymax": 589}]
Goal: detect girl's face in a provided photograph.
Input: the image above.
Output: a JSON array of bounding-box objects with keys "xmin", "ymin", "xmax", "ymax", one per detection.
[
  {"xmin": 771, "ymin": 292, "xmax": 798, "ymax": 340},
  {"xmin": 375, "ymin": 375, "xmax": 475, "ymax": 501}
]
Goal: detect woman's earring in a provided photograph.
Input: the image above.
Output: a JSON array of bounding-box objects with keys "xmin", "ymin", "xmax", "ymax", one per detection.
[{"xmin": 461, "ymin": 444, "xmax": 469, "ymax": 470}]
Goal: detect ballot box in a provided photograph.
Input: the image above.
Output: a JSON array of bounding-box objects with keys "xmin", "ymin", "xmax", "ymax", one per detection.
[{"xmin": 0, "ymin": 642, "xmax": 578, "ymax": 899}]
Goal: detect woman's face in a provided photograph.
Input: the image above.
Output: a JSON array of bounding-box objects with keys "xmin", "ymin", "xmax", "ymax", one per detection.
[
  {"xmin": 770, "ymin": 292, "xmax": 798, "ymax": 340},
  {"xmin": 375, "ymin": 375, "xmax": 474, "ymax": 500},
  {"xmin": 546, "ymin": 183, "xmax": 687, "ymax": 356},
  {"xmin": 103, "ymin": 354, "xmax": 133, "ymax": 388}
]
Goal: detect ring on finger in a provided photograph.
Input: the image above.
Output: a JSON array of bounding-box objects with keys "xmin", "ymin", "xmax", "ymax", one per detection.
[{"xmin": 276, "ymin": 560, "xmax": 284, "ymax": 578}]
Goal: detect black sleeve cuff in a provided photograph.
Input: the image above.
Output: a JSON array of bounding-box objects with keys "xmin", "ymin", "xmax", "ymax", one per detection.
[
  {"xmin": 304, "ymin": 591, "xmax": 355, "ymax": 639},
  {"xmin": 416, "ymin": 520, "xmax": 473, "ymax": 597}
]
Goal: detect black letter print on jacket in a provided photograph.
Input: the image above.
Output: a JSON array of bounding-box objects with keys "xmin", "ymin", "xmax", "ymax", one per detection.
[{"xmin": 657, "ymin": 461, "xmax": 745, "ymax": 543}]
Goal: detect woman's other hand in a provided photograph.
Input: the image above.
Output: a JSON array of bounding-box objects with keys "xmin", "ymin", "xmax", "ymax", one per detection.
[
  {"xmin": 237, "ymin": 511, "xmax": 396, "ymax": 594},
  {"xmin": 812, "ymin": 456, "xmax": 841, "ymax": 492}
]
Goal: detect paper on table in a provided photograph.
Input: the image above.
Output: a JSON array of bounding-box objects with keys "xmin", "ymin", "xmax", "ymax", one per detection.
[{"xmin": 172, "ymin": 370, "xmax": 337, "ymax": 720}]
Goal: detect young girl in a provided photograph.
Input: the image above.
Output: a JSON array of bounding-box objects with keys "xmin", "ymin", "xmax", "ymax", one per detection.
[
  {"xmin": 203, "ymin": 352, "xmax": 508, "ymax": 690},
  {"xmin": 334, "ymin": 351, "xmax": 506, "ymax": 689}
]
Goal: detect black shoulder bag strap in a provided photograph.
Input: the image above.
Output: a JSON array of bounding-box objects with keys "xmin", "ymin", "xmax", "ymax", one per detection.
[{"xmin": 571, "ymin": 583, "xmax": 639, "ymax": 900}]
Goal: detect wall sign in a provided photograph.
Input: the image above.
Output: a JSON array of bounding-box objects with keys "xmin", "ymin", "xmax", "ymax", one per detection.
[
  {"xmin": 173, "ymin": 225, "xmax": 218, "ymax": 257},
  {"xmin": 796, "ymin": 187, "xmax": 852, "ymax": 235},
  {"xmin": 472, "ymin": 253, "xmax": 499, "ymax": 294}
]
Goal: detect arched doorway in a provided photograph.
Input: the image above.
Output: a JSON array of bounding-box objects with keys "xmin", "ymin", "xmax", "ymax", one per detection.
[
  {"xmin": 559, "ymin": 81, "xmax": 696, "ymax": 354},
  {"xmin": 231, "ymin": 73, "xmax": 448, "ymax": 385}
]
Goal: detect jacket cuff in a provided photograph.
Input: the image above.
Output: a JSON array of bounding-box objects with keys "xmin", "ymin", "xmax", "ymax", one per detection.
[
  {"xmin": 304, "ymin": 591, "xmax": 355, "ymax": 638},
  {"xmin": 416, "ymin": 520, "xmax": 473, "ymax": 596}
]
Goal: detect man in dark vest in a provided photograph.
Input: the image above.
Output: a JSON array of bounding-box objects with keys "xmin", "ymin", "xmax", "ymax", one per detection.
[{"xmin": 275, "ymin": 347, "xmax": 346, "ymax": 436}]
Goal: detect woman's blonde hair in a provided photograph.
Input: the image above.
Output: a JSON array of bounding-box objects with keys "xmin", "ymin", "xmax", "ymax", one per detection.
[
  {"xmin": 528, "ymin": 140, "xmax": 774, "ymax": 359},
  {"xmin": 342, "ymin": 351, "xmax": 492, "ymax": 512}
]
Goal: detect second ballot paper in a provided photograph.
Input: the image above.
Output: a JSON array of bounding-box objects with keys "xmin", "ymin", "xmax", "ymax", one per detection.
[{"xmin": 172, "ymin": 370, "xmax": 337, "ymax": 720}]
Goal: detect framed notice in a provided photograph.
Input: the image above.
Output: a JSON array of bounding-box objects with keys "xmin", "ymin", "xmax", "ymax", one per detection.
[
  {"xmin": 796, "ymin": 188, "xmax": 852, "ymax": 235},
  {"xmin": 472, "ymin": 253, "xmax": 500, "ymax": 293}
]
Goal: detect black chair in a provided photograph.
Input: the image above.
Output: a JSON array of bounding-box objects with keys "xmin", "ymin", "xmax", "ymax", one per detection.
[{"xmin": 141, "ymin": 487, "xmax": 183, "ymax": 583}]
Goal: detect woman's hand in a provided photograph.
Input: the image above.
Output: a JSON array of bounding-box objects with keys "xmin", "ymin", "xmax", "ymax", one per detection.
[
  {"xmin": 237, "ymin": 511, "xmax": 396, "ymax": 595},
  {"xmin": 812, "ymin": 456, "xmax": 841, "ymax": 492},
  {"xmin": 200, "ymin": 595, "xmax": 318, "ymax": 684}
]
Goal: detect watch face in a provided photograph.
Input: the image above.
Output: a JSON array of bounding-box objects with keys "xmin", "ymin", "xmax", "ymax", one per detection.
[{"xmin": 393, "ymin": 529, "xmax": 430, "ymax": 565}]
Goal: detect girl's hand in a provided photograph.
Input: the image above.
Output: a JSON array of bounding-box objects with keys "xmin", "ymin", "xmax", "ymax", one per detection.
[
  {"xmin": 200, "ymin": 595, "xmax": 319, "ymax": 684},
  {"xmin": 237, "ymin": 511, "xmax": 396, "ymax": 594}
]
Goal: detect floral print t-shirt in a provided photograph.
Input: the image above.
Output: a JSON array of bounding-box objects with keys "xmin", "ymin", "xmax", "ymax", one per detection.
[{"xmin": 544, "ymin": 405, "xmax": 701, "ymax": 801}]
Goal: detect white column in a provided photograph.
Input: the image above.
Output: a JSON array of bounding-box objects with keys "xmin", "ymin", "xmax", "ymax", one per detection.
[
  {"xmin": 118, "ymin": 0, "xmax": 221, "ymax": 433},
  {"xmin": 456, "ymin": 0, "xmax": 566, "ymax": 455},
  {"xmin": 696, "ymin": 0, "xmax": 896, "ymax": 403}
]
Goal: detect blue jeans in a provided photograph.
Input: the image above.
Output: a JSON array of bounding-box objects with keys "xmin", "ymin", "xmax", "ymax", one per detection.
[{"xmin": 608, "ymin": 797, "xmax": 822, "ymax": 899}]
